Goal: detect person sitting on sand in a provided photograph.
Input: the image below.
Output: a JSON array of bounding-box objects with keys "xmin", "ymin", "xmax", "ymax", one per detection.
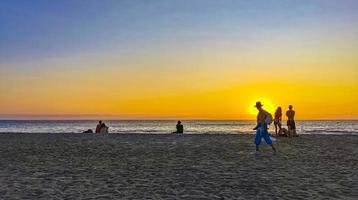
[
  {"xmin": 274, "ymin": 107, "xmax": 282, "ymax": 136},
  {"xmin": 253, "ymin": 102, "xmax": 276, "ymax": 153},
  {"xmin": 286, "ymin": 105, "xmax": 297, "ymax": 136},
  {"xmin": 100, "ymin": 123, "xmax": 109, "ymax": 134},
  {"xmin": 83, "ymin": 129, "xmax": 93, "ymax": 133},
  {"xmin": 95, "ymin": 121, "xmax": 102, "ymax": 133},
  {"xmin": 278, "ymin": 127, "xmax": 289, "ymax": 137},
  {"xmin": 173, "ymin": 121, "xmax": 184, "ymax": 133}
]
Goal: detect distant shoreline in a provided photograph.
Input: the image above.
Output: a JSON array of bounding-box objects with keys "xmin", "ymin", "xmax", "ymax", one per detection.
[
  {"xmin": 1, "ymin": 119, "xmax": 358, "ymax": 121},
  {"xmin": 1, "ymin": 120, "xmax": 357, "ymax": 135},
  {"xmin": 1, "ymin": 132, "xmax": 358, "ymax": 136}
]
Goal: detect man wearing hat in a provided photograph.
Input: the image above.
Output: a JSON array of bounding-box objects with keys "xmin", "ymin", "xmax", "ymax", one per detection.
[{"xmin": 253, "ymin": 101, "xmax": 276, "ymax": 153}]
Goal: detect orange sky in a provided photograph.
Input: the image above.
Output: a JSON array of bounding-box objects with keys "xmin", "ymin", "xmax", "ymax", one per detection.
[
  {"xmin": 1, "ymin": 1, "xmax": 358, "ymax": 120},
  {"xmin": 1, "ymin": 54, "xmax": 357, "ymax": 120}
]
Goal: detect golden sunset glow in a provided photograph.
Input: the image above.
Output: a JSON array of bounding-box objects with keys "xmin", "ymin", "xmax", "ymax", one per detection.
[
  {"xmin": 248, "ymin": 99, "xmax": 276, "ymax": 116},
  {"xmin": 1, "ymin": 1, "xmax": 358, "ymax": 120}
]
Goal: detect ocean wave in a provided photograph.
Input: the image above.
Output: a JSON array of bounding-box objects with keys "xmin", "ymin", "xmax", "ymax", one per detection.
[
  {"xmin": 303, "ymin": 130, "xmax": 358, "ymax": 135},
  {"xmin": 196, "ymin": 123, "xmax": 252, "ymax": 126}
]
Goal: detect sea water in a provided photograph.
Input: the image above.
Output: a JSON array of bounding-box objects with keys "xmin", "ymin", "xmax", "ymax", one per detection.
[{"xmin": 0, "ymin": 120, "xmax": 357, "ymax": 135}]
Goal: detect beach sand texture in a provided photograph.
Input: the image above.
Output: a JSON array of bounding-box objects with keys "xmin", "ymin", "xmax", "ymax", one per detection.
[{"xmin": 0, "ymin": 133, "xmax": 357, "ymax": 199}]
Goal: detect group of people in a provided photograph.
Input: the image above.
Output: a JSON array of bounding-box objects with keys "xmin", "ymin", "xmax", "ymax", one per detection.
[
  {"xmin": 83, "ymin": 121, "xmax": 109, "ymax": 133},
  {"xmin": 273, "ymin": 105, "xmax": 297, "ymax": 137},
  {"xmin": 95, "ymin": 121, "xmax": 109, "ymax": 134},
  {"xmin": 86, "ymin": 120, "xmax": 183, "ymax": 134},
  {"xmin": 253, "ymin": 101, "xmax": 297, "ymax": 153},
  {"xmin": 84, "ymin": 102, "xmax": 296, "ymax": 154}
]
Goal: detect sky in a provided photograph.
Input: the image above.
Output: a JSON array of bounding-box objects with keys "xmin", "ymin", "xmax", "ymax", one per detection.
[{"xmin": 0, "ymin": 0, "xmax": 357, "ymax": 120}]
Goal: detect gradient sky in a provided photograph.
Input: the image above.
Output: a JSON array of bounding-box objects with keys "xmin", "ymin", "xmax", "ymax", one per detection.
[{"xmin": 1, "ymin": 0, "xmax": 357, "ymax": 119}]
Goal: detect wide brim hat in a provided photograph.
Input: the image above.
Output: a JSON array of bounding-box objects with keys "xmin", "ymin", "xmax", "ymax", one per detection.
[{"xmin": 254, "ymin": 101, "xmax": 263, "ymax": 107}]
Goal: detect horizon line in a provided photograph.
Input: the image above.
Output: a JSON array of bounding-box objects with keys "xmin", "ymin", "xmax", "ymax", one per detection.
[
  {"xmin": 0, "ymin": 118, "xmax": 357, "ymax": 121},
  {"xmin": 1, "ymin": 114, "xmax": 357, "ymax": 121}
]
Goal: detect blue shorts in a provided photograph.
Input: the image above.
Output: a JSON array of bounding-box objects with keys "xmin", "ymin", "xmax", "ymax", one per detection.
[{"xmin": 254, "ymin": 124, "xmax": 273, "ymax": 145}]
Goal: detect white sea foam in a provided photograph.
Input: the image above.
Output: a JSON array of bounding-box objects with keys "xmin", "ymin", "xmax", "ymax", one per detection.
[{"xmin": 0, "ymin": 120, "xmax": 357, "ymax": 135}]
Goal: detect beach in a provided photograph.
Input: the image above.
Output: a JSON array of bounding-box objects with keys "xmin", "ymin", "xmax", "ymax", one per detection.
[{"xmin": 0, "ymin": 133, "xmax": 357, "ymax": 199}]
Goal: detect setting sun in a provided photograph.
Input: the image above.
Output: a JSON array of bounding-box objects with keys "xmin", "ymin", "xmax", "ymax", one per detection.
[
  {"xmin": 0, "ymin": 0, "xmax": 357, "ymax": 120},
  {"xmin": 248, "ymin": 99, "xmax": 276, "ymax": 116},
  {"xmin": 0, "ymin": 1, "xmax": 358, "ymax": 199}
]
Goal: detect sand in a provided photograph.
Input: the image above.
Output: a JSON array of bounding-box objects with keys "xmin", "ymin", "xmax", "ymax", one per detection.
[{"xmin": 0, "ymin": 133, "xmax": 357, "ymax": 199}]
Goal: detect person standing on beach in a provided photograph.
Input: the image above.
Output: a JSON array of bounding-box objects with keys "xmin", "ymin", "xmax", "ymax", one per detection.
[
  {"xmin": 253, "ymin": 102, "xmax": 276, "ymax": 153},
  {"xmin": 95, "ymin": 121, "xmax": 102, "ymax": 133},
  {"xmin": 274, "ymin": 107, "xmax": 282, "ymax": 135},
  {"xmin": 286, "ymin": 105, "xmax": 297, "ymax": 136}
]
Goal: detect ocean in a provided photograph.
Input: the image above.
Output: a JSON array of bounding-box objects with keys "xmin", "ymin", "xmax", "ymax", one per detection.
[{"xmin": 0, "ymin": 120, "xmax": 357, "ymax": 135}]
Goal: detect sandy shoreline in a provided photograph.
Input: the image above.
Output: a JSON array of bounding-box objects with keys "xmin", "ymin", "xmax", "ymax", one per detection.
[{"xmin": 0, "ymin": 133, "xmax": 357, "ymax": 199}]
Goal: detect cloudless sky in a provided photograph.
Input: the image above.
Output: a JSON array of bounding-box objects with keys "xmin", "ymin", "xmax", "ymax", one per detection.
[{"xmin": 1, "ymin": 0, "xmax": 357, "ymax": 119}]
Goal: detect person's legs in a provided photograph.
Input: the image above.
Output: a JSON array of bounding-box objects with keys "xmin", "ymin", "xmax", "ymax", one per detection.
[
  {"xmin": 270, "ymin": 144, "xmax": 276, "ymax": 153},
  {"xmin": 287, "ymin": 127, "xmax": 291, "ymax": 137},
  {"xmin": 263, "ymin": 130, "xmax": 276, "ymax": 153},
  {"xmin": 274, "ymin": 122, "xmax": 278, "ymax": 135},
  {"xmin": 287, "ymin": 120, "xmax": 296, "ymax": 137},
  {"xmin": 254, "ymin": 128, "xmax": 262, "ymax": 151},
  {"xmin": 278, "ymin": 122, "xmax": 282, "ymax": 133},
  {"xmin": 287, "ymin": 121, "xmax": 291, "ymax": 137},
  {"xmin": 293, "ymin": 130, "xmax": 297, "ymax": 136},
  {"xmin": 292, "ymin": 128, "xmax": 298, "ymax": 137},
  {"xmin": 291, "ymin": 121, "xmax": 297, "ymax": 136},
  {"xmin": 291, "ymin": 121, "xmax": 296, "ymax": 130}
]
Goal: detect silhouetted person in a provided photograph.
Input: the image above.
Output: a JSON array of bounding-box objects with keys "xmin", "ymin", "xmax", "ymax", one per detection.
[
  {"xmin": 274, "ymin": 107, "xmax": 282, "ymax": 135},
  {"xmin": 100, "ymin": 123, "xmax": 109, "ymax": 134},
  {"xmin": 83, "ymin": 129, "xmax": 93, "ymax": 133},
  {"xmin": 286, "ymin": 105, "xmax": 297, "ymax": 136},
  {"xmin": 95, "ymin": 121, "xmax": 102, "ymax": 133},
  {"xmin": 173, "ymin": 121, "xmax": 184, "ymax": 133},
  {"xmin": 253, "ymin": 102, "xmax": 276, "ymax": 153},
  {"xmin": 279, "ymin": 127, "xmax": 289, "ymax": 137}
]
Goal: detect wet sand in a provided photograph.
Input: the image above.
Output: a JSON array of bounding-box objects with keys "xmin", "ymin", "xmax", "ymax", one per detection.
[{"xmin": 0, "ymin": 133, "xmax": 357, "ymax": 199}]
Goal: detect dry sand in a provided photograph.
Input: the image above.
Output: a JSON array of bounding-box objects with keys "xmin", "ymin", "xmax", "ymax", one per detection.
[{"xmin": 0, "ymin": 133, "xmax": 357, "ymax": 199}]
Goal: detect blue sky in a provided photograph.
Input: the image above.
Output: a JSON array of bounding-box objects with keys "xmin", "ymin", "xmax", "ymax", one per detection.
[{"xmin": 1, "ymin": 0, "xmax": 357, "ymax": 64}]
